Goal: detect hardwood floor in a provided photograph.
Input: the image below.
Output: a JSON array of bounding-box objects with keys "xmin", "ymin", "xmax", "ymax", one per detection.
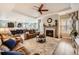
[
  {"xmin": 23, "ymin": 37, "xmax": 75, "ymax": 55},
  {"xmin": 54, "ymin": 38, "xmax": 74, "ymax": 55}
]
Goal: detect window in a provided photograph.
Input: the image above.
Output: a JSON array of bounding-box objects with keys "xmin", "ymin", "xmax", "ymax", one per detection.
[
  {"xmin": 0, "ymin": 20, "xmax": 7, "ymax": 28},
  {"xmin": 61, "ymin": 18, "xmax": 72, "ymax": 34}
]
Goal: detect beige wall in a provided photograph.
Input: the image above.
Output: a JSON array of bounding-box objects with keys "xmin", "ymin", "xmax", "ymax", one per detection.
[{"xmin": 42, "ymin": 14, "xmax": 58, "ymax": 25}]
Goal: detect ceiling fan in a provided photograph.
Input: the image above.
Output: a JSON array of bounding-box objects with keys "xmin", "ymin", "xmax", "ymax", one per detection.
[{"xmin": 34, "ymin": 4, "xmax": 48, "ymax": 14}]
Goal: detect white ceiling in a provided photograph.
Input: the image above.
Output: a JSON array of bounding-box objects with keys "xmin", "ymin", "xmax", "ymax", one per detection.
[
  {"xmin": 13, "ymin": 3, "xmax": 71, "ymax": 18},
  {"xmin": 0, "ymin": 3, "xmax": 79, "ymax": 18}
]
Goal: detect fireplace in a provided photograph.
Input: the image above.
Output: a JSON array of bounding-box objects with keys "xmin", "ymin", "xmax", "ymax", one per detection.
[
  {"xmin": 46, "ymin": 30, "xmax": 53, "ymax": 37},
  {"xmin": 44, "ymin": 24, "xmax": 55, "ymax": 37},
  {"xmin": 45, "ymin": 27, "xmax": 55, "ymax": 37}
]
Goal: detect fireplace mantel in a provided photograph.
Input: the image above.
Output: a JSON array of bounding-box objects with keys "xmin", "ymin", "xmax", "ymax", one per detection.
[{"xmin": 43, "ymin": 24, "xmax": 55, "ymax": 28}]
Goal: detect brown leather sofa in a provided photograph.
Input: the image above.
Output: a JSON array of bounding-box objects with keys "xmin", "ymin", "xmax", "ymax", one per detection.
[{"xmin": 24, "ymin": 29, "xmax": 40, "ymax": 40}]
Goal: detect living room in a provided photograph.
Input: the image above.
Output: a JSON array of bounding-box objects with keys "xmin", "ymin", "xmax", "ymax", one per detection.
[{"xmin": 0, "ymin": 3, "xmax": 79, "ymax": 55}]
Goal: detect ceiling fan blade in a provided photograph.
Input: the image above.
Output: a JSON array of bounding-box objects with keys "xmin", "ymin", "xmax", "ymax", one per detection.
[
  {"xmin": 34, "ymin": 6, "xmax": 39, "ymax": 8},
  {"xmin": 41, "ymin": 9, "xmax": 48, "ymax": 11},
  {"xmin": 39, "ymin": 4, "xmax": 44, "ymax": 10}
]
